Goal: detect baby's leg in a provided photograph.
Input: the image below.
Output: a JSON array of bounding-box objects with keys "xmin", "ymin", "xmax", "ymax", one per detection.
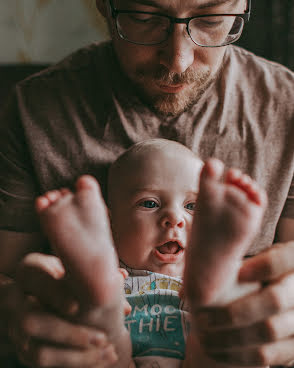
[
  {"xmin": 183, "ymin": 159, "xmax": 268, "ymax": 368},
  {"xmin": 36, "ymin": 176, "xmax": 132, "ymax": 368},
  {"xmin": 184, "ymin": 159, "xmax": 267, "ymax": 306}
]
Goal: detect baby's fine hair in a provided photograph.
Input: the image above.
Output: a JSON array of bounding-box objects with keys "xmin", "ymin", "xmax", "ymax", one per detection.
[
  {"xmin": 110, "ymin": 138, "xmax": 198, "ymax": 171},
  {"xmin": 107, "ymin": 138, "xmax": 200, "ymax": 206}
]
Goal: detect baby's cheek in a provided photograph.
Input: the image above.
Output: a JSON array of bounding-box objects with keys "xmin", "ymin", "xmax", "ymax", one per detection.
[
  {"xmin": 117, "ymin": 219, "xmax": 146, "ymax": 248},
  {"xmin": 131, "ymin": 214, "xmax": 154, "ymax": 232},
  {"xmin": 115, "ymin": 214, "xmax": 156, "ymax": 259}
]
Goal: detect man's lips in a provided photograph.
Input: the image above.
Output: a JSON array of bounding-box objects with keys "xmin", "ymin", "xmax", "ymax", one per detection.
[
  {"xmin": 154, "ymin": 241, "xmax": 184, "ymax": 263},
  {"xmin": 158, "ymin": 84, "xmax": 186, "ymax": 93}
]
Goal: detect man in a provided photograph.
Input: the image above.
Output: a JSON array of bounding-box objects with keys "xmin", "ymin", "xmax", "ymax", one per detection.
[{"xmin": 0, "ymin": 0, "xmax": 293, "ymax": 367}]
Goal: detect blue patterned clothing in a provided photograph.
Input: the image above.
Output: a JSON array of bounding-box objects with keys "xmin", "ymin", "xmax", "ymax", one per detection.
[{"xmin": 121, "ymin": 263, "xmax": 190, "ymax": 368}]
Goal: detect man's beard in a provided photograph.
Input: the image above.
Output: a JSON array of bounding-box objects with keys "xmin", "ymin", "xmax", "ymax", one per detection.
[{"xmin": 132, "ymin": 64, "xmax": 213, "ymax": 116}]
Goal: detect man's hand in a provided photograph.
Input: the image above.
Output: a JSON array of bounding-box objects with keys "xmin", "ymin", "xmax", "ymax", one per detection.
[
  {"xmin": 195, "ymin": 241, "xmax": 294, "ymax": 366},
  {"xmin": 4, "ymin": 252, "xmax": 118, "ymax": 368}
]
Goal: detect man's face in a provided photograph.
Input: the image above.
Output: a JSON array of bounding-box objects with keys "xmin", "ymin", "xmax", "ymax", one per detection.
[
  {"xmin": 109, "ymin": 146, "xmax": 203, "ymax": 277},
  {"xmin": 99, "ymin": 0, "xmax": 246, "ymax": 115}
]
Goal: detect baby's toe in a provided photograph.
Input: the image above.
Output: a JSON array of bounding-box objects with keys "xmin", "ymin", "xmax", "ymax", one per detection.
[
  {"xmin": 46, "ymin": 190, "xmax": 63, "ymax": 203},
  {"xmin": 35, "ymin": 190, "xmax": 63, "ymax": 212},
  {"xmin": 35, "ymin": 195, "xmax": 50, "ymax": 212},
  {"xmin": 201, "ymin": 158, "xmax": 225, "ymax": 181},
  {"xmin": 225, "ymin": 168, "xmax": 242, "ymax": 183},
  {"xmin": 76, "ymin": 175, "xmax": 101, "ymax": 193},
  {"xmin": 226, "ymin": 171, "xmax": 267, "ymax": 207}
]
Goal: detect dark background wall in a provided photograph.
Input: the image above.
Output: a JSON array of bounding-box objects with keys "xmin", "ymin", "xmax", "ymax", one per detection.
[
  {"xmin": 1, "ymin": 0, "xmax": 293, "ymax": 105},
  {"xmin": 238, "ymin": 0, "xmax": 294, "ymax": 70}
]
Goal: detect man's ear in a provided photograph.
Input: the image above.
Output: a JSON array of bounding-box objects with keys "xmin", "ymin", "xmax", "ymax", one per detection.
[{"xmin": 96, "ymin": 0, "xmax": 107, "ymax": 17}]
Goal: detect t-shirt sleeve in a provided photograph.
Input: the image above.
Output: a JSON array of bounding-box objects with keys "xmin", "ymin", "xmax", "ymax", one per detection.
[
  {"xmin": 0, "ymin": 89, "xmax": 40, "ymax": 232},
  {"xmin": 281, "ymin": 174, "xmax": 294, "ymax": 218}
]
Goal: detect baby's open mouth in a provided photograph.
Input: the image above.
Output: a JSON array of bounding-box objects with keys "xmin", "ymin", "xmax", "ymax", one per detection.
[{"xmin": 156, "ymin": 241, "xmax": 183, "ymax": 255}]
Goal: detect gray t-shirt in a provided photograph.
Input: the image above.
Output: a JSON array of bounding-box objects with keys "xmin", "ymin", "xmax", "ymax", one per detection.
[{"xmin": 0, "ymin": 41, "xmax": 293, "ymax": 256}]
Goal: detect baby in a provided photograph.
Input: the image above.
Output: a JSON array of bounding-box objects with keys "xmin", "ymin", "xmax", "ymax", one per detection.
[
  {"xmin": 107, "ymin": 139, "xmax": 203, "ymax": 367},
  {"xmin": 36, "ymin": 138, "xmax": 267, "ymax": 368}
]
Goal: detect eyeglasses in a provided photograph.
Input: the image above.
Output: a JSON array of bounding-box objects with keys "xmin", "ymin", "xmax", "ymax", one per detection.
[{"xmin": 109, "ymin": 0, "xmax": 251, "ymax": 47}]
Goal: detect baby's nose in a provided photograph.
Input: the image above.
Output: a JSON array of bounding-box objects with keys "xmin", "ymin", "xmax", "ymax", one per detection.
[{"xmin": 161, "ymin": 210, "xmax": 184, "ymax": 229}]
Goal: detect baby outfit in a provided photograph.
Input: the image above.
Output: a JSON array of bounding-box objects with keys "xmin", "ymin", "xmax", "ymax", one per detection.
[{"xmin": 121, "ymin": 263, "xmax": 190, "ymax": 368}]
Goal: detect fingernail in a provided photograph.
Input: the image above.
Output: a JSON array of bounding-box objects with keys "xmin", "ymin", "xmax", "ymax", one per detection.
[{"xmin": 90, "ymin": 332, "xmax": 107, "ymax": 346}]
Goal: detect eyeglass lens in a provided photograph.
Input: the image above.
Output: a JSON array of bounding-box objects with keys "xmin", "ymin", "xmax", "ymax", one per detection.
[{"xmin": 116, "ymin": 14, "xmax": 244, "ymax": 46}]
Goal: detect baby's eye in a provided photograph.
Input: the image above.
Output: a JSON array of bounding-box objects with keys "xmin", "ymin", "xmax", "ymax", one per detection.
[
  {"xmin": 185, "ymin": 202, "xmax": 196, "ymax": 211},
  {"xmin": 139, "ymin": 200, "xmax": 159, "ymax": 209}
]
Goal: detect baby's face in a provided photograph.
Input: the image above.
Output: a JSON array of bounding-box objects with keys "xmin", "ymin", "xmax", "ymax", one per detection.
[{"xmin": 110, "ymin": 147, "xmax": 202, "ymax": 277}]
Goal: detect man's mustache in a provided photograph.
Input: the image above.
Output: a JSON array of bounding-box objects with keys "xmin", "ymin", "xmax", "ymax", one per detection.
[{"xmin": 136, "ymin": 65, "xmax": 202, "ymax": 85}]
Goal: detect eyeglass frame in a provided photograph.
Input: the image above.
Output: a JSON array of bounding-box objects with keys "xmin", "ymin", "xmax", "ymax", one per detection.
[{"xmin": 108, "ymin": 0, "xmax": 251, "ymax": 47}]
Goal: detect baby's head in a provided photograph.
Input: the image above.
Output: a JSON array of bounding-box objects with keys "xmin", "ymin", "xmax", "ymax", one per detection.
[{"xmin": 108, "ymin": 139, "xmax": 203, "ymax": 277}]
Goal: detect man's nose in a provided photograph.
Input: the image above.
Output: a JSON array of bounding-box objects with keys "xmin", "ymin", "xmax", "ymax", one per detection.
[
  {"xmin": 160, "ymin": 208, "xmax": 185, "ymax": 229},
  {"xmin": 158, "ymin": 24, "xmax": 196, "ymax": 74}
]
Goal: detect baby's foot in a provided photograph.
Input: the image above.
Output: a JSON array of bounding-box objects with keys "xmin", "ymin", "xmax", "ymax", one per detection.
[
  {"xmin": 184, "ymin": 159, "xmax": 267, "ymax": 307},
  {"xmin": 36, "ymin": 176, "xmax": 121, "ymax": 306},
  {"xmin": 36, "ymin": 176, "xmax": 132, "ymax": 367}
]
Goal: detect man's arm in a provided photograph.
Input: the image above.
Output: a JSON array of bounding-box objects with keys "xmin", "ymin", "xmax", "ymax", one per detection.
[{"xmin": 276, "ymin": 217, "xmax": 294, "ymax": 243}]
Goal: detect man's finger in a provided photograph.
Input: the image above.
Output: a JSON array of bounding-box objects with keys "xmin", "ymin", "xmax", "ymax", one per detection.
[
  {"xmin": 19, "ymin": 253, "xmax": 65, "ymax": 279},
  {"xmin": 206, "ymin": 337, "xmax": 294, "ymax": 366},
  {"xmin": 200, "ymin": 309, "xmax": 294, "ymax": 350},
  {"xmin": 239, "ymin": 241, "xmax": 294, "ymax": 282},
  {"xmin": 18, "ymin": 339, "xmax": 117, "ymax": 368},
  {"xmin": 196, "ymin": 273, "xmax": 294, "ymax": 329},
  {"xmin": 16, "ymin": 253, "xmax": 79, "ymax": 316},
  {"xmin": 14, "ymin": 307, "xmax": 108, "ymax": 350}
]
